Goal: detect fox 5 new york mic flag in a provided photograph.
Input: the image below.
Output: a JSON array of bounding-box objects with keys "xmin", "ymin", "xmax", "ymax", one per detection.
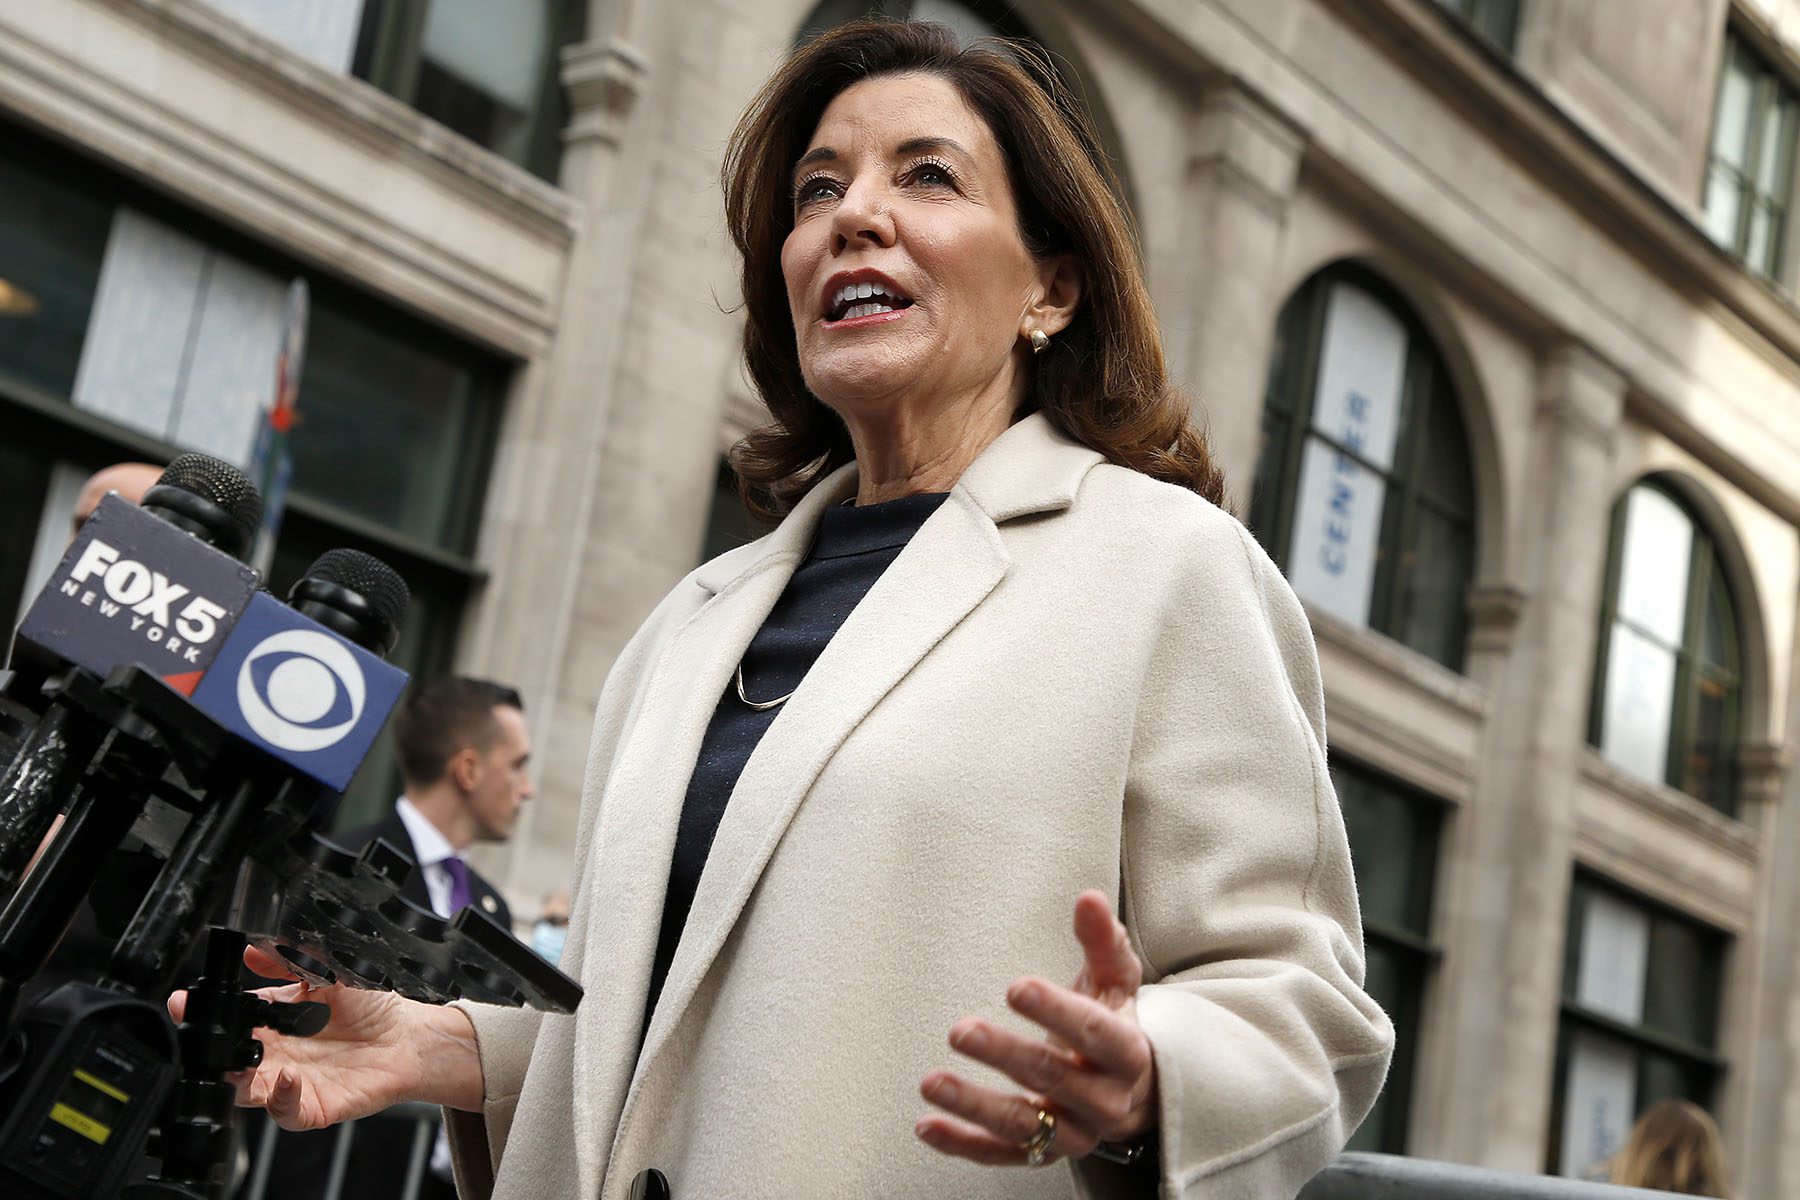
[{"xmin": 190, "ymin": 592, "xmax": 407, "ymax": 792}]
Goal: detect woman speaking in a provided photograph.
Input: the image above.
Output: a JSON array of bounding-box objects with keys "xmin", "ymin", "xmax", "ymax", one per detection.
[{"xmin": 203, "ymin": 19, "xmax": 1393, "ymax": 1198}]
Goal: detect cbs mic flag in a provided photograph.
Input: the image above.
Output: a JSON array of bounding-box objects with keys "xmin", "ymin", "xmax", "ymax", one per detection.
[{"xmin": 189, "ymin": 593, "xmax": 407, "ymax": 792}]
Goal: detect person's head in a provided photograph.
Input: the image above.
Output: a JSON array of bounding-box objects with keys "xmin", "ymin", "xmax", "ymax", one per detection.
[
  {"xmin": 1610, "ymin": 1099, "xmax": 1731, "ymax": 1198},
  {"xmin": 723, "ymin": 18, "xmax": 1222, "ymax": 515},
  {"xmin": 392, "ymin": 677, "xmax": 533, "ymax": 845},
  {"xmin": 72, "ymin": 463, "xmax": 163, "ymax": 537}
]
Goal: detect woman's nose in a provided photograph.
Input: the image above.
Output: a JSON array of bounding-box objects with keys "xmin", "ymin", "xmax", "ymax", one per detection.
[{"xmin": 830, "ymin": 177, "xmax": 895, "ymax": 251}]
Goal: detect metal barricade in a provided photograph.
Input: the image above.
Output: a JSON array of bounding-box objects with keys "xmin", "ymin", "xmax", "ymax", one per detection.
[
  {"xmin": 238, "ymin": 1101, "xmax": 442, "ymax": 1200},
  {"xmin": 1301, "ymin": 1153, "xmax": 1693, "ymax": 1199}
]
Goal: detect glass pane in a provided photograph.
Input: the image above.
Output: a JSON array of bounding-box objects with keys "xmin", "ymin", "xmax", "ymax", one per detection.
[
  {"xmin": 1713, "ymin": 51, "xmax": 1757, "ymax": 170},
  {"xmin": 1286, "ymin": 436, "xmax": 1388, "ymax": 628},
  {"xmin": 1617, "ymin": 487, "xmax": 1694, "ymax": 646},
  {"xmin": 292, "ymin": 298, "xmax": 500, "ymax": 551},
  {"xmin": 1311, "ymin": 282, "xmax": 1406, "ymax": 471},
  {"xmin": 1639, "ymin": 1051, "xmax": 1712, "ymax": 1112},
  {"xmin": 1682, "ymin": 670, "xmax": 1735, "ymax": 810},
  {"xmin": 1332, "ymin": 762, "xmax": 1441, "ymax": 935},
  {"xmin": 1599, "ymin": 622, "xmax": 1679, "ymax": 784},
  {"xmin": 1248, "ymin": 409, "xmax": 1290, "ymax": 558},
  {"xmin": 1345, "ymin": 940, "xmax": 1419, "ymax": 1153},
  {"xmin": 1747, "ymin": 203, "xmax": 1778, "ymax": 275},
  {"xmin": 1396, "ymin": 505, "xmax": 1473, "ymax": 670},
  {"xmin": 1642, "ymin": 916, "xmax": 1722, "ymax": 1047},
  {"xmin": 417, "ymin": 0, "xmax": 551, "ymax": 163},
  {"xmin": 1700, "ymin": 567, "xmax": 1735, "ymax": 671},
  {"xmin": 1559, "ymin": 1028, "xmax": 1638, "ymax": 1178},
  {"xmin": 1755, "ymin": 95, "xmax": 1797, "ymax": 199},
  {"xmin": 0, "ymin": 440, "xmax": 55, "ymax": 639},
  {"xmin": 1415, "ymin": 386, "xmax": 1475, "ymax": 517},
  {"xmin": 1576, "ymin": 888, "xmax": 1649, "ymax": 1024},
  {"xmin": 0, "ymin": 148, "xmax": 115, "ymax": 399},
  {"xmin": 1704, "ymin": 165, "xmax": 1748, "ymax": 248}
]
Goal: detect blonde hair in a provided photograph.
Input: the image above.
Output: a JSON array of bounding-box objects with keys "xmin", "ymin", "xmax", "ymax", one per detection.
[{"xmin": 1610, "ymin": 1100, "xmax": 1732, "ymax": 1198}]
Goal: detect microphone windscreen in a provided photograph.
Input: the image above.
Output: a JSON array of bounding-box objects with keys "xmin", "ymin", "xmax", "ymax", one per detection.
[
  {"xmin": 288, "ymin": 550, "xmax": 409, "ymax": 658},
  {"xmin": 142, "ymin": 453, "xmax": 264, "ymax": 560}
]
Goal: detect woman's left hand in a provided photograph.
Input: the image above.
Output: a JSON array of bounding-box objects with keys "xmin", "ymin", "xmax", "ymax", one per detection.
[{"xmin": 916, "ymin": 890, "xmax": 1157, "ymax": 1166}]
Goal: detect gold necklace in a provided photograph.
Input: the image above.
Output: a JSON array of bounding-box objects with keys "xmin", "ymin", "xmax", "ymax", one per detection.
[{"xmin": 735, "ymin": 663, "xmax": 794, "ymax": 711}]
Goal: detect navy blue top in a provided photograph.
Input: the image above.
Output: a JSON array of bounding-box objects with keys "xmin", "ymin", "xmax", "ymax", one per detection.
[{"xmin": 639, "ymin": 490, "xmax": 949, "ymax": 1045}]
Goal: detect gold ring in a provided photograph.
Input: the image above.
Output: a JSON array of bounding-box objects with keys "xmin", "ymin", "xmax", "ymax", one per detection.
[{"xmin": 1023, "ymin": 1108, "xmax": 1057, "ymax": 1166}]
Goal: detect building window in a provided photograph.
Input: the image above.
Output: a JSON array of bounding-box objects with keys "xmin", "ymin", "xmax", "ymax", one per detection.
[
  {"xmin": 1549, "ymin": 875, "xmax": 1726, "ymax": 1178},
  {"xmin": 1250, "ymin": 265, "xmax": 1477, "ymax": 672},
  {"xmin": 1588, "ymin": 481, "xmax": 1742, "ymax": 814},
  {"xmin": 1704, "ymin": 32, "xmax": 1799, "ymax": 280},
  {"xmin": 1333, "ymin": 759, "xmax": 1443, "ymax": 1155},
  {"xmin": 0, "ymin": 124, "xmax": 507, "ymax": 827},
  {"xmin": 1431, "ymin": 0, "xmax": 1522, "ymax": 56}
]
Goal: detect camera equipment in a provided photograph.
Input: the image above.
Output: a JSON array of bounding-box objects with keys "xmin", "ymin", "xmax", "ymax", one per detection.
[{"xmin": 0, "ymin": 456, "xmax": 581, "ymax": 1199}]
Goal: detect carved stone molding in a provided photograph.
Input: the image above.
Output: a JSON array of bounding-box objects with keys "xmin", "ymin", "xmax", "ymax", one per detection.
[
  {"xmin": 1190, "ymin": 82, "xmax": 1306, "ymax": 218},
  {"xmin": 1465, "ymin": 583, "xmax": 1528, "ymax": 655},
  {"xmin": 561, "ymin": 36, "xmax": 650, "ymax": 150}
]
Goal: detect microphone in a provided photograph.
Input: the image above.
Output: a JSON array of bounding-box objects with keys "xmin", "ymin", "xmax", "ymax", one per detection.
[
  {"xmin": 0, "ymin": 456, "xmax": 263, "ymax": 899},
  {"xmin": 188, "ymin": 550, "xmax": 410, "ymax": 794},
  {"xmin": 11, "ymin": 454, "xmax": 263, "ymax": 697}
]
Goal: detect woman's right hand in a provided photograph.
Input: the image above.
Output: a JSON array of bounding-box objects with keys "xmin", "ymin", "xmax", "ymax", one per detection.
[{"xmin": 167, "ymin": 944, "xmax": 484, "ymax": 1130}]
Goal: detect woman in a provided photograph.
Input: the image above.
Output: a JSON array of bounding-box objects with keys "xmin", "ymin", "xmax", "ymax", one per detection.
[
  {"xmin": 203, "ymin": 19, "xmax": 1392, "ymax": 1198},
  {"xmin": 1609, "ymin": 1101, "xmax": 1732, "ymax": 1198}
]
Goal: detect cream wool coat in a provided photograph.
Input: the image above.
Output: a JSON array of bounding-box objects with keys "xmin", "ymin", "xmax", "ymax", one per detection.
[{"xmin": 447, "ymin": 412, "xmax": 1393, "ymax": 1199}]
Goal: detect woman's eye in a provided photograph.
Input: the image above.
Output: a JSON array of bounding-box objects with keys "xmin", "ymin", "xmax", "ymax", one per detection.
[
  {"xmin": 794, "ymin": 177, "xmax": 840, "ymax": 207},
  {"xmin": 909, "ymin": 163, "xmax": 955, "ymax": 189}
]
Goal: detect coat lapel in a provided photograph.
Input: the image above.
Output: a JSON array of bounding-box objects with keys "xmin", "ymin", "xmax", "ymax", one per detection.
[{"xmin": 598, "ymin": 413, "xmax": 1104, "ymax": 1187}]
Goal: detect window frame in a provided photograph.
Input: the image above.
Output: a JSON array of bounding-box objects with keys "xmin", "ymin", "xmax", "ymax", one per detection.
[
  {"xmin": 351, "ymin": 0, "xmax": 585, "ymax": 182},
  {"xmin": 1703, "ymin": 30, "xmax": 1800, "ymax": 281},
  {"xmin": 1332, "ymin": 756, "xmax": 1448, "ymax": 1156},
  {"xmin": 1586, "ymin": 479, "xmax": 1743, "ymax": 814},
  {"xmin": 1250, "ymin": 265, "xmax": 1478, "ymax": 673},
  {"xmin": 1546, "ymin": 871, "xmax": 1729, "ymax": 1175},
  {"xmin": 1430, "ymin": 0, "xmax": 1523, "ymax": 57}
]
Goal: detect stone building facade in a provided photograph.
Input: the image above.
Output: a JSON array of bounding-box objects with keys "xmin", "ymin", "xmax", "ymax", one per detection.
[{"xmin": 5, "ymin": 0, "xmax": 1800, "ymax": 1187}]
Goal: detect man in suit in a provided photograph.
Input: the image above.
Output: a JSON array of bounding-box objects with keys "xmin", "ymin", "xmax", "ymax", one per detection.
[
  {"xmin": 333, "ymin": 676, "xmax": 534, "ymax": 928},
  {"xmin": 250, "ymin": 677, "xmax": 533, "ymax": 1200}
]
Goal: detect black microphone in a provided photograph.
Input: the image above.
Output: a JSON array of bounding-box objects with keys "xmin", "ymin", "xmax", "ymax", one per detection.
[
  {"xmin": 139, "ymin": 452, "xmax": 264, "ymax": 560},
  {"xmin": 287, "ymin": 548, "xmax": 410, "ymax": 657}
]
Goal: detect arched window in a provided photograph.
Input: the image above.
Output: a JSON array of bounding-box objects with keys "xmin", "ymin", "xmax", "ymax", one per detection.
[
  {"xmin": 1588, "ymin": 482, "xmax": 1743, "ymax": 813},
  {"xmin": 1250, "ymin": 266, "xmax": 1477, "ymax": 672}
]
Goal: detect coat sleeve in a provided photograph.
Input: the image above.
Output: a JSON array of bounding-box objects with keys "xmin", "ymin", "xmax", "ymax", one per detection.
[
  {"xmin": 1075, "ymin": 518, "xmax": 1393, "ymax": 1200},
  {"xmin": 445, "ymin": 583, "xmax": 695, "ymax": 1198}
]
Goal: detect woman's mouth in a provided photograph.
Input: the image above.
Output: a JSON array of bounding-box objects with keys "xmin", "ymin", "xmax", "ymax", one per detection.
[{"xmin": 825, "ymin": 280, "xmax": 915, "ymax": 323}]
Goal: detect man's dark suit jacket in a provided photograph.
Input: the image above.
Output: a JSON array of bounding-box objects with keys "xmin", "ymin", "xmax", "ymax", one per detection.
[{"xmin": 240, "ymin": 805, "xmax": 512, "ymax": 1200}]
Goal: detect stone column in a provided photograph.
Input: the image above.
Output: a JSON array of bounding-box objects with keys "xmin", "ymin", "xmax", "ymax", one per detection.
[
  {"xmin": 1739, "ymin": 728, "xmax": 1799, "ymax": 1197},
  {"xmin": 460, "ymin": 1, "xmax": 653, "ymax": 909},
  {"xmin": 1163, "ymin": 82, "xmax": 1303, "ymax": 510},
  {"xmin": 1414, "ymin": 344, "xmax": 1625, "ymax": 1167}
]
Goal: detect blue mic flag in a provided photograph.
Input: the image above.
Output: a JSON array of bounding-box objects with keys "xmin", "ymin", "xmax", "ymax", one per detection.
[
  {"xmin": 15, "ymin": 494, "xmax": 260, "ymax": 695},
  {"xmin": 189, "ymin": 592, "xmax": 408, "ymax": 792}
]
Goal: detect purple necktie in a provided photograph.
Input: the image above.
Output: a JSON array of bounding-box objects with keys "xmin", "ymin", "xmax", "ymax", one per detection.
[{"xmin": 442, "ymin": 855, "xmax": 473, "ymax": 916}]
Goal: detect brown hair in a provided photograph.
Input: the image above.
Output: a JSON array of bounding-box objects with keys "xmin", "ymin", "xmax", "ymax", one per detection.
[
  {"xmin": 1610, "ymin": 1100, "xmax": 1732, "ymax": 1198},
  {"xmin": 721, "ymin": 18, "xmax": 1223, "ymax": 518},
  {"xmin": 393, "ymin": 676, "xmax": 524, "ymax": 788}
]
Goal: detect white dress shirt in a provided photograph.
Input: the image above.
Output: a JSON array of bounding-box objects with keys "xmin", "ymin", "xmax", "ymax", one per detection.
[{"xmin": 393, "ymin": 795, "xmax": 458, "ymax": 919}]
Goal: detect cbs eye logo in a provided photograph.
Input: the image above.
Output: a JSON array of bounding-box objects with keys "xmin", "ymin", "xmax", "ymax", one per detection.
[{"xmin": 236, "ymin": 630, "xmax": 366, "ymax": 752}]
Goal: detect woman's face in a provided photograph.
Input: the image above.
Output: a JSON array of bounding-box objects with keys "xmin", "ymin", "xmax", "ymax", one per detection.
[{"xmin": 781, "ymin": 72, "xmax": 1052, "ymax": 419}]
